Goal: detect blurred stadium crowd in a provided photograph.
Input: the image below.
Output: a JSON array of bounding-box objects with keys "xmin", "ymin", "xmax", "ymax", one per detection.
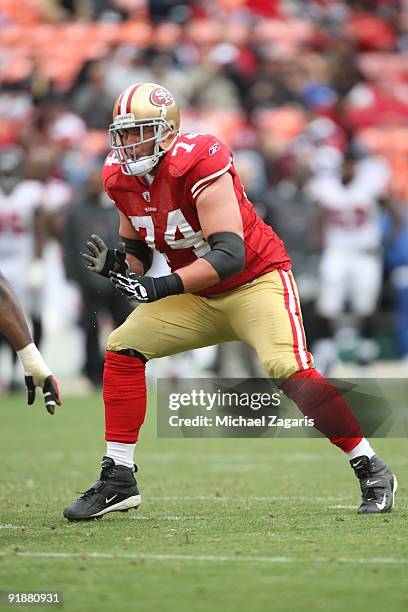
[{"xmin": 1, "ymin": 0, "xmax": 408, "ymax": 390}]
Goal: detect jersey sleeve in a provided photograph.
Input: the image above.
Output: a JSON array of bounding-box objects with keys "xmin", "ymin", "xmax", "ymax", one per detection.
[
  {"xmin": 360, "ymin": 157, "xmax": 391, "ymax": 197},
  {"xmin": 23, "ymin": 180, "xmax": 45, "ymax": 212},
  {"xmin": 184, "ymin": 136, "xmax": 233, "ymax": 203},
  {"xmin": 101, "ymin": 152, "xmax": 123, "ymax": 211},
  {"xmin": 305, "ymin": 176, "xmax": 326, "ymax": 205},
  {"xmin": 44, "ymin": 180, "xmax": 72, "ymax": 212}
]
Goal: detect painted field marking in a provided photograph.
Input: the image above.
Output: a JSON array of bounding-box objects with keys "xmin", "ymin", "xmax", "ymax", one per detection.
[
  {"xmin": 0, "ymin": 551, "xmax": 407, "ymax": 565},
  {"xmin": 9, "ymin": 451, "xmax": 408, "ymax": 465},
  {"xmin": 0, "ymin": 525, "xmax": 27, "ymax": 530},
  {"xmin": 149, "ymin": 495, "xmax": 355, "ymax": 502},
  {"xmin": 327, "ymin": 505, "xmax": 361, "ymax": 510}
]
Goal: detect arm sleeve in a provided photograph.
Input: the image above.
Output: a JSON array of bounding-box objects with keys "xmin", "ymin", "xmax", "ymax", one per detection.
[
  {"xmin": 120, "ymin": 237, "xmax": 153, "ymax": 274},
  {"xmin": 202, "ymin": 232, "xmax": 245, "ymax": 280}
]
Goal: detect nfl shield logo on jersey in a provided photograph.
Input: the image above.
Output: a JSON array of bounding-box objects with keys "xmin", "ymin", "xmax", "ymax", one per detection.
[{"xmin": 143, "ymin": 192, "xmax": 151, "ymax": 202}]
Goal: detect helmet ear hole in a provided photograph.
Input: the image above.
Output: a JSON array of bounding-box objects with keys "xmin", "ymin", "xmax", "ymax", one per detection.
[{"xmin": 159, "ymin": 121, "xmax": 180, "ymax": 152}]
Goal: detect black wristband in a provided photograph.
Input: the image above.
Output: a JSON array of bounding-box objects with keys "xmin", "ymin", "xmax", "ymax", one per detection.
[{"xmin": 154, "ymin": 273, "xmax": 184, "ymax": 299}]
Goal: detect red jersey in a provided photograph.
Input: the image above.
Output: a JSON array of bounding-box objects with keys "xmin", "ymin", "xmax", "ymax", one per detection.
[{"xmin": 102, "ymin": 132, "xmax": 291, "ymax": 296}]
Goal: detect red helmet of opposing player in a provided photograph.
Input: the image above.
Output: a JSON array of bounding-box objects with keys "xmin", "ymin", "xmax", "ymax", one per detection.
[{"xmin": 109, "ymin": 82, "xmax": 180, "ymax": 177}]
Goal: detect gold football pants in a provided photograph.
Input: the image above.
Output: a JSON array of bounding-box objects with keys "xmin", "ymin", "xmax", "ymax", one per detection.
[{"xmin": 107, "ymin": 269, "xmax": 313, "ymax": 380}]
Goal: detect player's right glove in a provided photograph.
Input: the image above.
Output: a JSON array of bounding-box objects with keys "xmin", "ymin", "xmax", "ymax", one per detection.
[
  {"xmin": 109, "ymin": 270, "xmax": 184, "ymax": 303},
  {"xmin": 80, "ymin": 234, "xmax": 128, "ymax": 278}
]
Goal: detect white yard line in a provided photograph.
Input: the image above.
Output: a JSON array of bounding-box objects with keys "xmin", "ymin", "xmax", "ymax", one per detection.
[
  {"xmin": 327, "ymin": 505, "xmax": 360, "ymax": 509},
  {"xmin": 7, "ymin": 451, "xmax": 408, "ymax": 465},
  {"xmin": 0, "ymin": 525, "xmax": 27, "ymax": 530},
  {"xmin": 327, "ymin": 504, "xmax": 408, "ymax": 510},
  {"xmin": 149, "ymin": 495, "xmax": 354, "ymax": 502},
  {"xmin": 130, "ymin": 515, "xmax": 189, "ymax": 521},
  {"xmin": 0, "ymin": 551, "xmax": 407, "ymax": 565}
]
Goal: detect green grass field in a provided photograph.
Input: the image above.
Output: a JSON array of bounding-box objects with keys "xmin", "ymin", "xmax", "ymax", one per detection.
[{"xmin": 0, "ymin": 391, "xmax": 407, "ymax": 612}]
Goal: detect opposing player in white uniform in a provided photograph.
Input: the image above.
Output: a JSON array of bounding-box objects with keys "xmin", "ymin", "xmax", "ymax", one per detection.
[
  {"xmin": 308, "ymin": 151, "xmax": 390, "ymax": 321},
  {"xmin": 0, "ymin": 147, "xmax": 46, "ymax": 388}
]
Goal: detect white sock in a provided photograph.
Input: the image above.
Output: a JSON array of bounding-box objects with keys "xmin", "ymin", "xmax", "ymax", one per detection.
[
  {"xmin": 346, "ymin": 438, "xmax": 376, "ymax": 461},
  {"xmin": 106, "ymin": 441, "xmax": 135, "ymax": 469}
]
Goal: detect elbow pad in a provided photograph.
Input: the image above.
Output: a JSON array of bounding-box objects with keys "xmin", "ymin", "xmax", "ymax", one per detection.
[
  {"xmin": 120, "ymin": 237, "xmax": 153, "ymax": 274},
  {"xmin": 202, "ymin": 231, "xmax": 245, "ymax": 280}
]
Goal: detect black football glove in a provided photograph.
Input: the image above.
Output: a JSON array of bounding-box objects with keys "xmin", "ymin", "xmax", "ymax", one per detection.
[
  {"xmin": 109, "ymin": 270, "xmax": 184, "ymax": 303},
  {"xmin": 80, "ymin": 234, "xmax": 128, "ymax": 278},
  {"xmin": 25, "ymin": 374, "xmax": 62, "ymax": 416}
]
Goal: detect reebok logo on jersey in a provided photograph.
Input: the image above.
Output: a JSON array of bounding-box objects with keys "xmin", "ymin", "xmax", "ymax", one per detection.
[
  {"xmin": 144, "ymin": 206, "xmax": 157, "ymax": 212},
  {"xmin": 208, "ymin": 143, "xmax": 220, "ymax": 156}
]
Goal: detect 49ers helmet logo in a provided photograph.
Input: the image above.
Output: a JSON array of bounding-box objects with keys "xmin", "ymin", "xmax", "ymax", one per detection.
[{"xmin": 150, "ymin": 87, "xmax": 174, "ymax": 107}]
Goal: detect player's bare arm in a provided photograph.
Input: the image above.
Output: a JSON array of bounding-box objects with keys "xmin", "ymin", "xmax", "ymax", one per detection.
[
  {"xmin": 28, "ymin": 205, "xmax": 47, "ymax": 295},
  {"xmin": 33, "ymin": 205, "xmax": 46, "ymax": 259},
  {"xmin": 0, "ymin": 271, "xmax": 33, "ymax": 350},
  {"xmin": 0, "ymin": 271, "xmax": 61, "ymax": 413},
  {"xmin": 380, "ymin": 195, "xmax": 404, "ymax": 246}
]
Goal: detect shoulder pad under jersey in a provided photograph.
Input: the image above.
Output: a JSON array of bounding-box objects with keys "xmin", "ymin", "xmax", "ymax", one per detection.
[
  {"xmin": 102, "ymin": 151, "xmax": 122, "ymax": 193},
  {"xmin": 167, "ymin": 133, "xmax": 231, "ymax": 178}
]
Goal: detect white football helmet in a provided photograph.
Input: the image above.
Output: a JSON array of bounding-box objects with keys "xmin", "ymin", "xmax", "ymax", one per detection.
[{"xmin": 109, "ymin": 82, "xmax": 180, "ymax": 176}]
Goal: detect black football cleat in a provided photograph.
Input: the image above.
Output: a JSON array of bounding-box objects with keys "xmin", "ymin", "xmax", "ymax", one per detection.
[
  {"xmin": 63, "ymin": 456, "xmax": 141, "ymax": 521},
  {"xmin": 350, "ymin": 455, "xmax": 398, "ymax": 514}
]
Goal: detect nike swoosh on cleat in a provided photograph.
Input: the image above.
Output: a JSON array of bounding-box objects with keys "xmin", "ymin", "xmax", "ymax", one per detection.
[
  {"xmin": 352, "ymin": 460, "xmax": 362, "ymax": 467},
  {"xmin": 366, "ymin": 480, "xmax": 379, "ymax": 485},
  {"xmin": 375, "ymin": 493, "xmax": 387, "ymax": 510},
  {"xmin": 105, "ymin": 495, "xmax": 118, "ymax": 504}
]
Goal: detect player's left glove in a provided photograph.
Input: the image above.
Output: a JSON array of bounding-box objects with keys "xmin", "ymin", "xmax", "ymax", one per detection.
[
  {"xmin": 80, "ymin": 234, "xmax": 128, "ymax": 278},
  {"xmin": 109, "ymin": 270, "xmax": 184, "ymax": 303},
  {"xmin": 25, "ymin": 374, "xmax": 61, "ymax": 416},
  {"xmin": 17, "ymin": 343, "xmax": 62, "ymax": 415}
]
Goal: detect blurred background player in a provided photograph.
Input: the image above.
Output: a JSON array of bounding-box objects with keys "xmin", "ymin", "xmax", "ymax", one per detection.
[
  {"xmin": 0, "ymin": 146, "xmax": 47, "ymax": 391},
  {"xmin": 307, "ymin": 147, "xmax": 396, "ymax": 372},
  {"xmin": 0, "ymin": 269, "xmax": 61, "ymax": 413},
  {"xmin": 383, "ymin": 204, "xmax": 408, "ymax": 363},
  {"xmin": 63, "ymin": 164, "xmax": 133, "ymax": 387}
]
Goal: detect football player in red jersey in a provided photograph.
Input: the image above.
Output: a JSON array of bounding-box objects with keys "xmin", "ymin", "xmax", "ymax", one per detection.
[
  {"xmin": 0, "ymin": 270, "xmax": 61, "ymax": 413},
  {"xmin": 63, "ymin": 83, "xmax": 397, "ymax": 520}
]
